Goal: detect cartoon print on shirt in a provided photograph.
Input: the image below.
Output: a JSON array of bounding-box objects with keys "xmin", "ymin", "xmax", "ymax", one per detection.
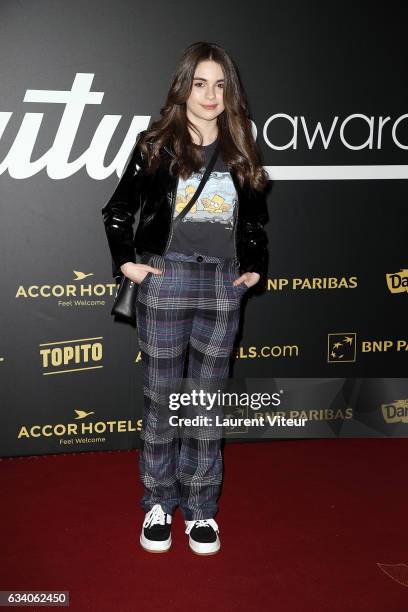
[{"xmin": 174, "ymin": 169, "xmax": 237, "ymax": 228}]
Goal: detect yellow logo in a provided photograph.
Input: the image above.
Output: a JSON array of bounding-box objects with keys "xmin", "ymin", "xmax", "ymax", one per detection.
[
  {"xmin": 39, "ymin": 336, "xmax": 103, "ymax": 375},
  {"xmin": 17, "ymin": 409, "xmax": 142, "ymax": 442},
  {"xmin": 16, "ymin": 270, "xmax": 116, "ymax": 305},
  {"xmin": 381, "ymin": 399, "xmax": 408, "ymax": 423},
  {"xmin": 386, "ymin": 269, "xmax": 408, "ymax": 293},
  {"xmin": 327, "ymin": 333, "xmax": 356, "ymax": 362}
]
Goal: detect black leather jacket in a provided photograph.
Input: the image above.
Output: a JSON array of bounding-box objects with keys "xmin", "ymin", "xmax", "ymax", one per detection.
[{"xmin": 101, "ymin": 131, "xmax": 269, "ymax": 288}]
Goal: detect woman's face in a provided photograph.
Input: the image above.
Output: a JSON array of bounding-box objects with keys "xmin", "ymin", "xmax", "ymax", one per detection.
[{"xmin": 186, "ymin": 60, "xmax": 225, "ymax": 123}]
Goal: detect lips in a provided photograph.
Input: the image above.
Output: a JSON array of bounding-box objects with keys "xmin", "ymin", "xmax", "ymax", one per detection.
[{"xmin": 202, "ymin": 104, "xmax": 217, "ymax": 109}]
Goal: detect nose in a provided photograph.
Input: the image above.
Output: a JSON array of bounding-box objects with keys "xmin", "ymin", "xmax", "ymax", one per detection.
[{"xmin": 205, "ymin": 89, "xmax": 217, "ymax": 101}]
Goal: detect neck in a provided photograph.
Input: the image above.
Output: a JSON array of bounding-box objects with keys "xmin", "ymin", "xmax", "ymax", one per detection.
[{"xmin": 186, "ymin": 115, "xmax": 218, "ymax": 146}]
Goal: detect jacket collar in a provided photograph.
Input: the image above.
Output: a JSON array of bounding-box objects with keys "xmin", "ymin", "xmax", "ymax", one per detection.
[
  {"xmin": 162, "ymin": 143, "xmax": 175, "ymax": 158},
  {"xmin": 145, "ymin": 139, "xmax": 176, "ymax": 160}
]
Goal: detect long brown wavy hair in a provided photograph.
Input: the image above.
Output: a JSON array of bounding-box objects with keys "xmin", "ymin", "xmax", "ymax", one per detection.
[{"xmin": 138, "ymin": 41, "xmax": 269, "ymax": 192}]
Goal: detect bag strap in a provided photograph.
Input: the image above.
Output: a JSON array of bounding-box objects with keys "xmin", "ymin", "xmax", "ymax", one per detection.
[{"xmin": 173, "ymin": 139, "xmax": 220, "ymax": 227}]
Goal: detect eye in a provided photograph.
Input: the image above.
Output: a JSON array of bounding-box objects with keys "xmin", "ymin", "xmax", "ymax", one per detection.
[{"xmin": 193, "ymin": 82, "xmax": 224, "ymax": 88}]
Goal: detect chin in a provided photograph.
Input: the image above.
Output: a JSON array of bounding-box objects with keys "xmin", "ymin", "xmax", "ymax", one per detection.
[{"xmin": 199, "ymin": 109, "xmax": 222, "ymax": 119}]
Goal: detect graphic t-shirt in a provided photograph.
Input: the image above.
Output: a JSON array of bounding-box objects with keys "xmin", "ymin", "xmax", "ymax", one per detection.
[{"xmin": 166, "ymin": 138, "xmax": 238, "ymax": 258}]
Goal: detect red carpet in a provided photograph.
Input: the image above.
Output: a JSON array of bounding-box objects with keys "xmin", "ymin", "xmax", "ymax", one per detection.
[{"xmin": 1, "ymin": 439, "xmax": 407, "ymax": 611}]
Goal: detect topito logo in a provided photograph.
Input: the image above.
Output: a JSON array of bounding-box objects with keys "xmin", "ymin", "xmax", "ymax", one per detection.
[{"xmin": 39, "ymin": 337, "xmax": 104, "ymax": 375}]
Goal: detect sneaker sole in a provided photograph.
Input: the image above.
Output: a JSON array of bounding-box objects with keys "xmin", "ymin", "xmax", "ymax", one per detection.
[
  {"xmin": 188, "ymin": 536, "xmax": 221, "ymax": 555},
  {"xmin": 140, "ymin": 533, "xmax": 172, "ymax": 553}
]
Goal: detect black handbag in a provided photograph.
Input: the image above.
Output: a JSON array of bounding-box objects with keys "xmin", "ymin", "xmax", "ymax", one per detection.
[
  {"xmin": 110, "ymin": 139, "xmax": 220, "ymax": 323},
  {"xmin": 110, "ymin": 275, "xmax": 138, "ymax": 324}
]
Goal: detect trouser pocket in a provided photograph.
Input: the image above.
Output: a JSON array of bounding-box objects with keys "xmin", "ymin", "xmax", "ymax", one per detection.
[
  {"xmin": 139, "ymin": 252, "xmax": 166, "ymax": 288},
  {"xmin": 230, "ymin": 260, "xmax": 248, "ymax": 291},
  {"xmin": 139, "ymin": 253, "xmax": 153, "ymax": 286}
]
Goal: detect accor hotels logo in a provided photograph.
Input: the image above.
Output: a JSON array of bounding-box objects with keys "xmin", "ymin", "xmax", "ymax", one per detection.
[
  {"xmin": 16, "ymin": 269, "xmax": 116, "ymax": 306},
  {"xmin": 17, "ymin": 409, "xmax": 142, "ymax": 444}
]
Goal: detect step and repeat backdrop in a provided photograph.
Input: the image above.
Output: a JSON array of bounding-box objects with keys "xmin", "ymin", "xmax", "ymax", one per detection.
[{"xmin": 1, "ymin": 1, "xmax": 407, "ymax": 457}]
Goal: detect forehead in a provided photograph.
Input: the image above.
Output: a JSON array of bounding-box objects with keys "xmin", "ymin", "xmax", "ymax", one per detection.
[{"xmin": 193, "ymin": 60, "xmax": 224, "ymax": 80}]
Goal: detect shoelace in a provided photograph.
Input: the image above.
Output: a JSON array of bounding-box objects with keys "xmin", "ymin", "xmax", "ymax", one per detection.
[
  {"xmin": 185, "ymin": 518, "xmax": 219, "ymax": 535},
  {"xmin": 143, "ymin": 504, "xmax": 167, "ymax": 528}
]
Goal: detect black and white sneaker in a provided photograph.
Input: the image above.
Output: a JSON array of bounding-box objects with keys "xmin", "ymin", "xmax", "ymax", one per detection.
[
  {"xmin": 185, "ymin": 518, "xmax": 221, "ymax": 555},
  {"xmin": 140, "ymin": 504, "xmax": 172, "ymax": 553}
]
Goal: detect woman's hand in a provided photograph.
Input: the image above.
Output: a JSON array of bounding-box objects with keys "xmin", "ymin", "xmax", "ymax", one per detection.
[
  {"xmin": 120, "ymin": 261, "xmax": 163, "ymax": 284},
  {"xmin": 233, "ymin": 271, "xmax": 260, "ymax": 289}
]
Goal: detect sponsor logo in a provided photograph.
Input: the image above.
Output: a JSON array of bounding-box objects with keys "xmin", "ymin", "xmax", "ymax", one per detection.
[
  {"xmin": 17, "ymin": 409, "xmax": 142, "ymax": 444},
  {"xmin": 39, "ymin": 337, "xmax": 103, "ymax": 375},
  {"xmin": 16, "ymin": 270, "xmax": 116, "ymax": 307},
  {"xmin": 381, "ymin": 399, "xmax": 408, "ymax": 424},
  {"xmin": 268, "ymin": 276, "xmax": 358, "ymax": 291},
  {"xmin": 386, "ymin": 269, "xmax": 408, "ymax": 293}
]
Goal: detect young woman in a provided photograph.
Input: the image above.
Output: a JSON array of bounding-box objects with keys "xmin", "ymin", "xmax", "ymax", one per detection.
[{"xmin": 102, "ymin": 41, "xmax": 269, "ymax": 556}]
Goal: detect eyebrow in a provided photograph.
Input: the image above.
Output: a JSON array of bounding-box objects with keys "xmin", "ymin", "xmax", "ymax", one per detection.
[{"xmin": 193, "ymin": 77, "xmax": 224, "ymax": 82}]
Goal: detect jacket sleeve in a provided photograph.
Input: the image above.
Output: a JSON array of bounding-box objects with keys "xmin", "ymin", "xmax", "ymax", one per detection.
[
  {"xmin": 240, "ymin": 186, "xmax": 269, "ymax": 289},
  {"xmin": 101, "ymin": 131, "xmax": 147, "ymax": 279}
]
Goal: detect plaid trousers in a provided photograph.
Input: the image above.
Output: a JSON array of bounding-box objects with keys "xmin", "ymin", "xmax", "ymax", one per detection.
[{"xmin": 135, "ymin": 249, "xmax": 248, "ymax": 520}]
